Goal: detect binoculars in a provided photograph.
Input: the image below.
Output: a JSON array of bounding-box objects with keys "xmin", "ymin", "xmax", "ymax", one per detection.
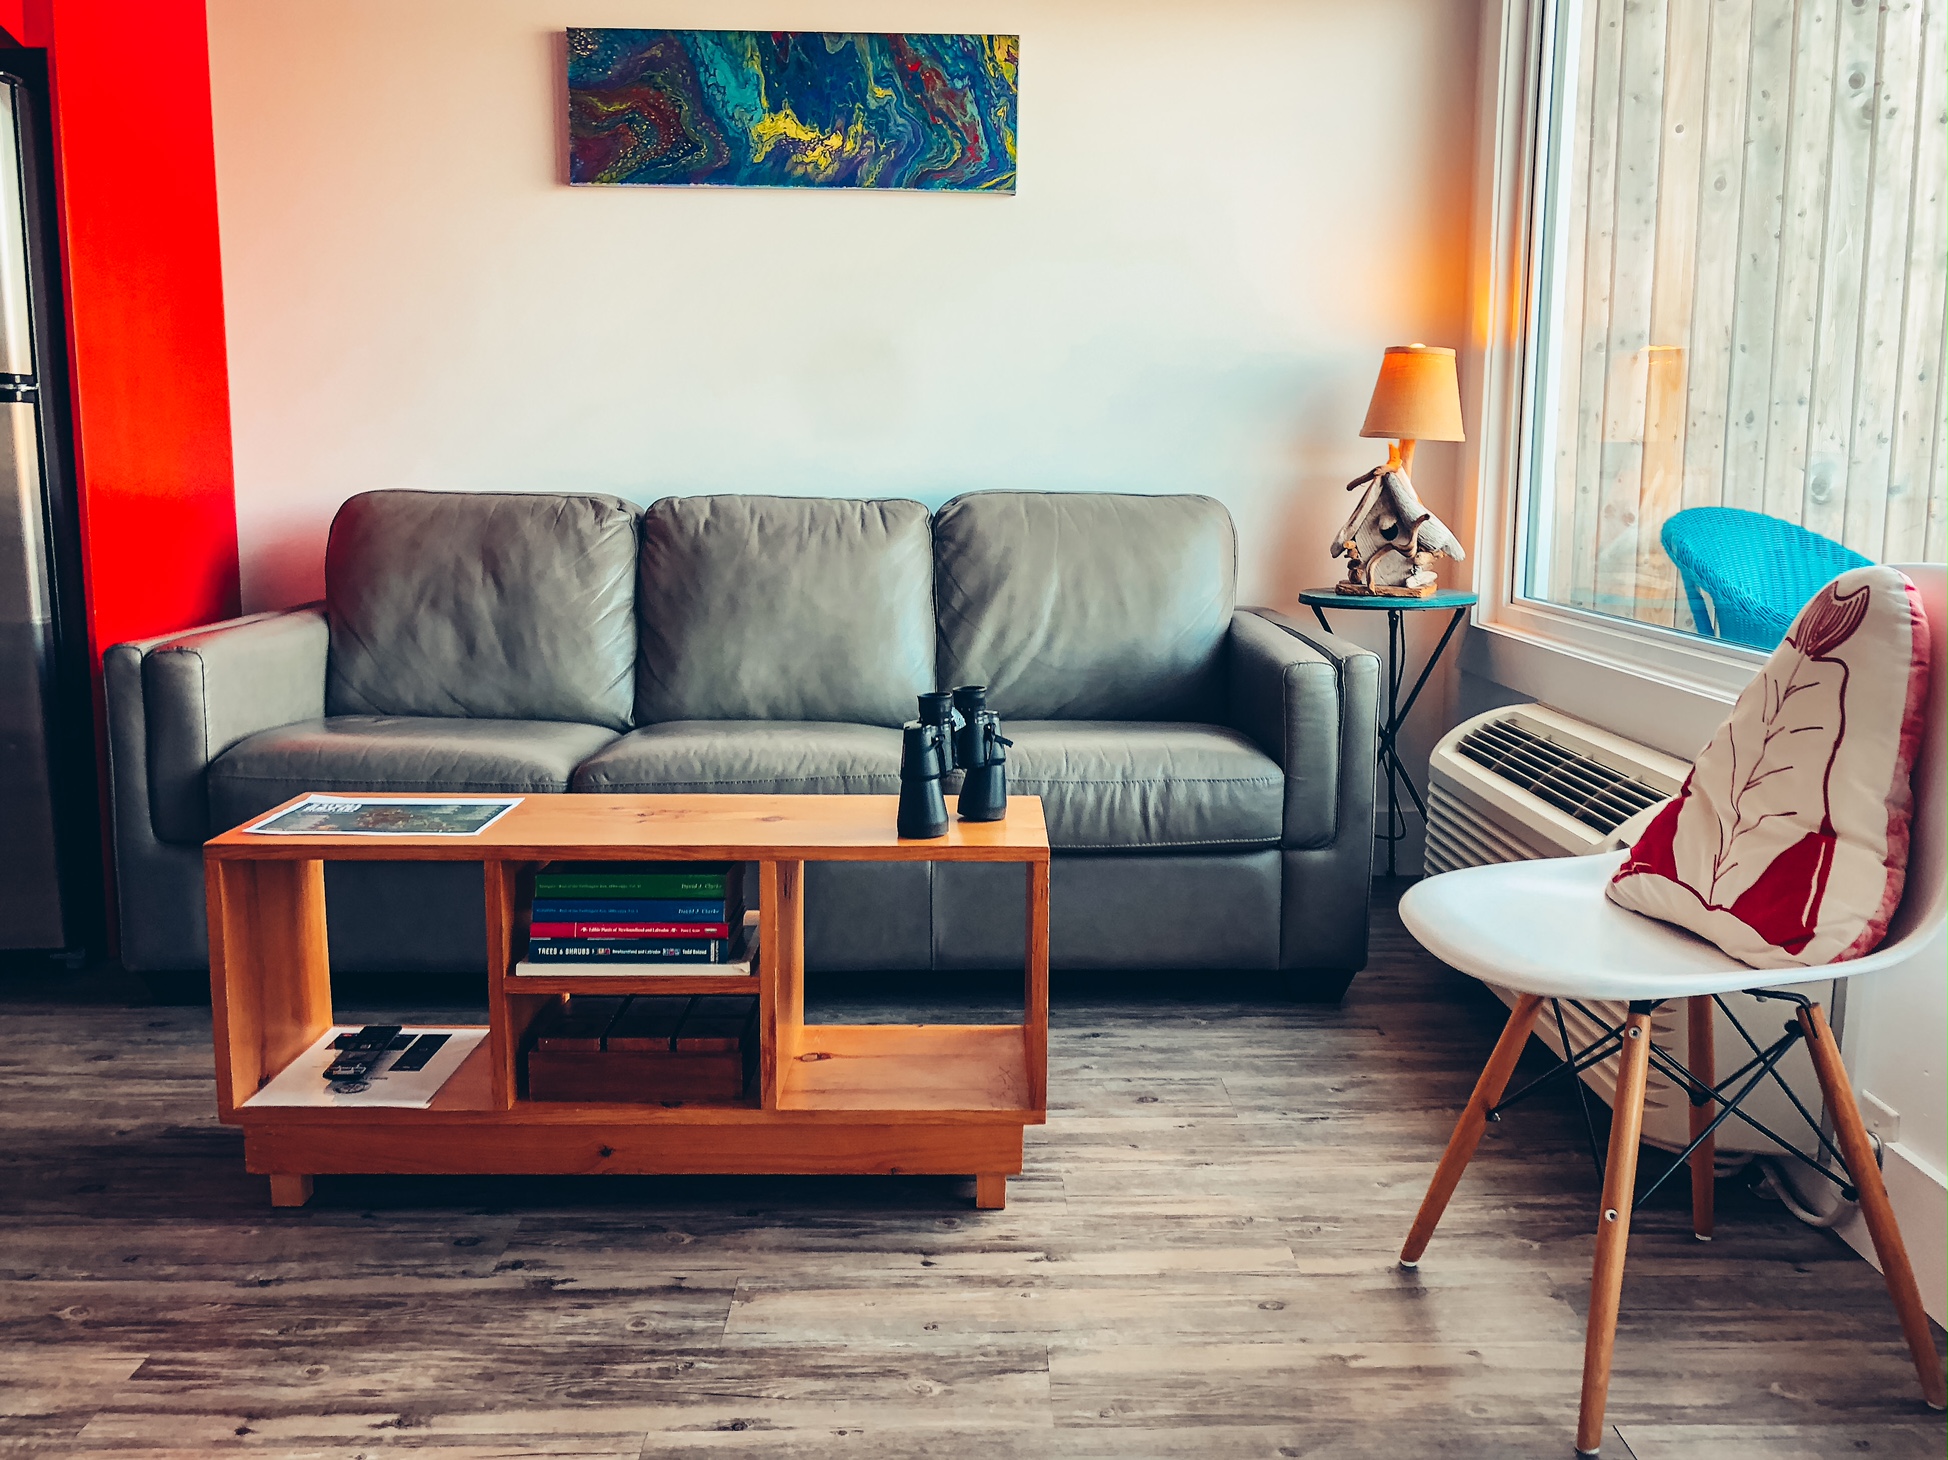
[{"xmin": 896, "ymin": 685, "xmax": 1014, "ymax": 840}]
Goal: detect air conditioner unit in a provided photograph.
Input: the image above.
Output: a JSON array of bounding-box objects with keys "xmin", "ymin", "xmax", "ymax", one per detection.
[{"xmin": 1426, "ymin": 704, "xmax": 1832, "ymax": 1157}]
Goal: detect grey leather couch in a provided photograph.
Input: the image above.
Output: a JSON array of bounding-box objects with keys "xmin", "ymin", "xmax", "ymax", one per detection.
[{"xmin": 105, "ymin": 490, "xmax": 1379, "ymax": 997}]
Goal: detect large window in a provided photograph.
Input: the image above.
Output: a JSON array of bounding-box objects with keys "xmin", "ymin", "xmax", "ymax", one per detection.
[{"xmin": 1518, "ymin": 0, "xmax": 1946, "ymax": 652}]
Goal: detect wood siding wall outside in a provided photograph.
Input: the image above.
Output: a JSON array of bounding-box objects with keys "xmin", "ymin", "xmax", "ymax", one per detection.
[{"xmin": 1533, "ymin": 0, "xmax": 1947, "ymax": 628}]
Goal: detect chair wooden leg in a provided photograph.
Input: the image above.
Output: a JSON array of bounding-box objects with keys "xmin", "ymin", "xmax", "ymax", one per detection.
[
  {"xmin": 1400, "ymin": 993, "xmax": 1544, "ymax": 1267},
  {"xmin": 1576, "ymin": 1007, "xmax": 1654, "ymax": 1457},
  {"xmin": 1687, "ymin": 996, "xmax": 1715, "ymax": 1241},
  {"xmin": 1798, "ymin": 1003, "xmax": 1947, "ymax": 1411}
]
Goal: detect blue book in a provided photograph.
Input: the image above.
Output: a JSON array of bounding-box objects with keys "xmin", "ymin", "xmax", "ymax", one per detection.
[{"xmin": 530, "ymin": 898, "xmax": 730, "ymax": 921}]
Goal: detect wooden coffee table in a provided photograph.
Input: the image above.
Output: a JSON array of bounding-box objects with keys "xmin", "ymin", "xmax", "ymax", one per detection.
[{"xmin": 203, "ymin": 793, "xmax": 1050, "ymax": 1210}]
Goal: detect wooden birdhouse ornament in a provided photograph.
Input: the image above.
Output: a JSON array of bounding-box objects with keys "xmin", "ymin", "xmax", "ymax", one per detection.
[{"xmin": 1334, "ymin": 344, "xmax": 1466, "ymax": 598}]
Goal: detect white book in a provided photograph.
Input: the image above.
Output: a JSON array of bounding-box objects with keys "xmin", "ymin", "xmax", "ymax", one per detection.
[{"xmin": 244, "ymin": 1026, "xmax": 487, "ymax": 1110}]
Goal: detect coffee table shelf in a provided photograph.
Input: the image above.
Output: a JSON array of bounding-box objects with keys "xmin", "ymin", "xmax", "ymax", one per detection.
[
  {"xmin": 205, "ymin": 794, "xmax": 1050, "ymax": 1211},
  {"xmin": 775, "ymin": 1024, "xmax": 1031, "ymax": 1113},
  {"xmin": 499, "ymin": 973, "xmax": 760, "ymax": 996}
]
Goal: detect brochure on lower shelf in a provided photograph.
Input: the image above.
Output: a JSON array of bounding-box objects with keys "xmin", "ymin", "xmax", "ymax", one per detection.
[
  {"xmin": 243, "ymin": 1026, "xmax": 487, "ymax": 1109},
  {"xmin": 513, "ymin": 919, "xmax": 759, "ymax": 978}
]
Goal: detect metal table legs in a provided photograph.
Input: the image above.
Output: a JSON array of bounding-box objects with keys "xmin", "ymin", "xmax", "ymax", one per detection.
[{"xmin": 1310, "ymin": 602, "xmax": 1469, "ymax": 877}]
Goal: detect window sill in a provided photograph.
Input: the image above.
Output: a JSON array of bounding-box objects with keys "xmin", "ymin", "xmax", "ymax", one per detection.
[{"xmin": 1460, "ymin": 609, "xmax": 1758, "ymax": 762}]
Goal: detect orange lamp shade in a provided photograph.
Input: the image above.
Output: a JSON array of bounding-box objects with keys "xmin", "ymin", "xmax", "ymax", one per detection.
[{"xmin": 1359, "ymin": 344, "xmax": 1465, "ymax": 442}]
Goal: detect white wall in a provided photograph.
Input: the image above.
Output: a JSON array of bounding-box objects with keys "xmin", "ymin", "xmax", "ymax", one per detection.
[
  {"xmin": 205, "ymin": 0, "xmax": 1481, "ymax": 707},
  {"xmin": 1834, "ymin": 926, "xmax": 1948, "ymax": 1324}
]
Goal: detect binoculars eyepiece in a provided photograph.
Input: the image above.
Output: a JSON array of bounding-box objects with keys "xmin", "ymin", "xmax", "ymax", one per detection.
[
  {"xmin": 897, "ymin": 685, "xmax": 1013, "ymax": 839},
  {"xmin": 916, "ymin": 690, "xmax": 958, "ymax": 752}
]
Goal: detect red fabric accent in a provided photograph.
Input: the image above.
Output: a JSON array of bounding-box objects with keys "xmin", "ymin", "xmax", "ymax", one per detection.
[
  {"xmin": 1615, "ymin": 789, "xmax": 1684, "ymax": 883},
  {"xmin": 1725, "ymin": 827, "xmax": 1836, "ymax": 955},
  {"xmin": 1837, "ymin": 577, "xmax": 1934, "ymax": 960}
]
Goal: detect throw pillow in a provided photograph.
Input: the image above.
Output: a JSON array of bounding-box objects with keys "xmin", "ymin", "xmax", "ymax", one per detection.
[{"xmin": 1607, "ymin": 565, "xmax": 1931, "ymax": 969}]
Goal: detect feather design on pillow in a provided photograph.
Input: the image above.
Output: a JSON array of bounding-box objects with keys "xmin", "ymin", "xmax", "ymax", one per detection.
[{"xmin": 1610, "ymin": 567, "xmax": 1929, "ymax": 968}]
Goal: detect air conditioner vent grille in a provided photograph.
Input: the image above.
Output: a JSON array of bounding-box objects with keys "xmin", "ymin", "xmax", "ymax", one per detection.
[{"xmin": 1455, "ymin": 718, "xmax": 1668, "ymax": 834}]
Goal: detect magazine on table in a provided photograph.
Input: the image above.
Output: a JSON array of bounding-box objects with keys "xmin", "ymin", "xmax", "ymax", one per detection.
[{"xmin": 246, "ymin": 795, "xmax": 523, "ymax": 836}]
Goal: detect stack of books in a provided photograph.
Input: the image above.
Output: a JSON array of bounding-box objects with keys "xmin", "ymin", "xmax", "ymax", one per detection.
[{"xmin": 519, "ymin": 861, "xmax": 753, "ymax": 969}]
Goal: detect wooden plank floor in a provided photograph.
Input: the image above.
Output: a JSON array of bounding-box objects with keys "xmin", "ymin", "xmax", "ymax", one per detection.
[{"xmin": 1, "ymin": 889, "xmax": 1942, "ymax": 1458}]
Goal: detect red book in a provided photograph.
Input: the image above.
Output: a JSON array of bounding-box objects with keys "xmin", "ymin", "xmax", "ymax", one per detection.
[{"xmin": 527, "ymin": 921, "xmax": 733, "ymax": 940}]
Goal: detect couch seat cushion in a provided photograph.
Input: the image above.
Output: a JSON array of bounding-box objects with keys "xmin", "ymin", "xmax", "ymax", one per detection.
[
  {"xmin": 994, "ymin": 721, "xmax": 1284, "ymax": 850},
  {"xmin": 573, "ymin": 721, "xmax": 902, "ymax": 795},
  {"xmin": 209, "ymin": 716, "xmax": 620, "ymax": 832}
]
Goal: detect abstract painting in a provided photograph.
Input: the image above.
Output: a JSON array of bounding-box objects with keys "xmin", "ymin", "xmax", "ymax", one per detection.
[{"xmin": 566, "ymin": 29, "xmax": 1018, "ymax": 192}]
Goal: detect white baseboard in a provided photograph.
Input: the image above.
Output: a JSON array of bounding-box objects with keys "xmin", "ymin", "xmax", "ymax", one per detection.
[{"xmin": 1835, "ymin": 1141, "xmax": 1947, "ymax": 1325}]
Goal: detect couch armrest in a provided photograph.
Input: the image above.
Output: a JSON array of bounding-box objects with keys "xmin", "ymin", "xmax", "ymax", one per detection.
[
  {"xmin": 1227, "ymin": 608, "xmax": 1379, "ymax": 849},
  {"xmin": 113, "ymin": 607, "xmax": 330, "ymax": 844}
]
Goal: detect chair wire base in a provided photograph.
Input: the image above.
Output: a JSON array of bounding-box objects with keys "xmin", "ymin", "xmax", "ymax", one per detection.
[{"xmin": 1486, "ymin": 990, "xmax": 1871, "ymax": 1210}]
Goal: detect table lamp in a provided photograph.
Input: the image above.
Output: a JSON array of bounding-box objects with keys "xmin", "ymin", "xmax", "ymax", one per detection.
[{"xmin": 1332, "ymin": 344, "xmax": 1467, "ymax": 597}]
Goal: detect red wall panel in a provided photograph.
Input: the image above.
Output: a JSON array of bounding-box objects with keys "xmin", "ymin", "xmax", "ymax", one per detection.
[{"xmin": 17, "ymin": 0, "xmax": 239, "ymax": 663}]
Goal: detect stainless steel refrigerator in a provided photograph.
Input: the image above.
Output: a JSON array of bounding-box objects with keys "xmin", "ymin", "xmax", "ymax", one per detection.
[{"xmin": 0, "ymin": 54, "xmax": 96, "ymax": 959}]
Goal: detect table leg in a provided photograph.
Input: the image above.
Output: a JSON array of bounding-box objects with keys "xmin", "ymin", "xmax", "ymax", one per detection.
[
  {"xmin": 206, "ymin": 858, "xmax": 333, "ymax": 1120},
  {"xmin": 487, "ymin": 860, "xmax": 550, "ymax": 1109},
  {"xmin": 1024, "ymin": 858, "xmax": 1050, "ymax": 1113},
  {"xmin": 1306, "ymin": 601, "xmax": 1470, "ymax": 880},
  {"xmin": 760, "ymin": 860, "xmax": 806, "ymax": 1108},
  {"xmin": 269, "ymin": 1174, "xmax": 314, "ymax": 1208},
  {"xmin": 1394, "ymin": 606, "xmax": 1470, "ymax": 728},
  {"xmin": 1383, "ymin": 609, "xmax": 1404, "ymax": 876},
  {"xmin": 975, "ymin": 1174, "xmax": 1008, "ymax": 1210},
  {"xmin": 1379, "ymin": 608, "xmax": 1464, "ymax": 873},
  {"xmin": 1375, "ymin": 607, "xmax": 1467, "ymax": 834}
]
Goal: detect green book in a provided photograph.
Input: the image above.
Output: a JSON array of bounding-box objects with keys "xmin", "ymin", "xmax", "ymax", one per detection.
[{"xmin": 534, "ymin": 861, "xmax": 735, "ymax": 898}]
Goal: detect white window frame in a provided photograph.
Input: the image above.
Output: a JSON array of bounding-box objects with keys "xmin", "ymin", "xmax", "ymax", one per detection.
[{"xmin": 1463, "ymin": 0, "xmax": 1768, "ymax": 718}]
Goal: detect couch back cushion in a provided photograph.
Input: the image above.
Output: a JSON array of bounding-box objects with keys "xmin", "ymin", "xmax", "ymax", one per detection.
[
  {"xmin": 325, "ymin": 490, "xmax": 640, "ymax": 730},
  {"xmin": 933, "ymin": 492, "xmax": 1236, "ymax": 720},
  {"xmin": 636, "ymin": 495, "xmax": 935, "ymax": 726}
]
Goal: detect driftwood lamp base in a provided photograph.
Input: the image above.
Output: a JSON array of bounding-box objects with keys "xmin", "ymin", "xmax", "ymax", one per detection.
[{"xmin": 1335, "ymin": 581, "xmax": 1439, "ymax": 599}]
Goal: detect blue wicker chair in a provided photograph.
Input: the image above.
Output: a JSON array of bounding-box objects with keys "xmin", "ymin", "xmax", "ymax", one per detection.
[{"xmin": 1660, "ymin": 507, "xmax": 1872, "ymax": 651}]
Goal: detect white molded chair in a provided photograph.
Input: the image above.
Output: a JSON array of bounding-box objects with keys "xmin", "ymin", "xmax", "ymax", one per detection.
[{"xmin": 1397, "ymin": 563, "xmax": 1947, "ymax": 1457}]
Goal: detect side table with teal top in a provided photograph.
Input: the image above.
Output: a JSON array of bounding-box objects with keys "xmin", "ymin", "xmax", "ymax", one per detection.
[{"xmin": 1298, "ymin": 588, "xmax": 1478, "ymax": 877}]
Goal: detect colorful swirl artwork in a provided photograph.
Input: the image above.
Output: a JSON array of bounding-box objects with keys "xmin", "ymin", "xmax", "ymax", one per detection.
[{"xmin": 566, "ymin": 29, "xmax": 1019, "ymax": 192}]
